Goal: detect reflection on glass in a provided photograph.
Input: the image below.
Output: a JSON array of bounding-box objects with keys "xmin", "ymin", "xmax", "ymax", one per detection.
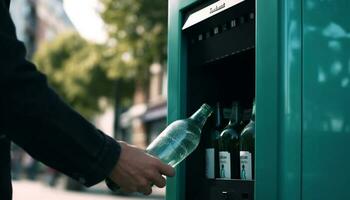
[
  {"xmin": 341, "ymin": 78, "xmax": 349, "ymax": 87},
  {"xmin": 330, "ymin": 61, "xmax": 342, "ymax": 75},
  {"xmin": 328, "ymin": 40, "xmax": 341, "ymax": 51},
  {"xmin": 317, "ymin": 67, "xmax": 326, "ymax": 83},
  {"xmin": 330, "ymin": 118, "xmax": 344, "ymax": 132},
  {"xmin": 322, "ymin": 23, "xmax": 350, "ymax": 39}
]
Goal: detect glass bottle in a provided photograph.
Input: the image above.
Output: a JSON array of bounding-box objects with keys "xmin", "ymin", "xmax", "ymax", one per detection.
[
  {"xmin": 240, "ymin": 100, "xmax": 255, "ymax": 180},
  {"xmin": 218, "ymin": 102, "xmax": 241, "ymax": 179},
  {"xmin": 106, "ymin": 104, "xmax": 213, "ymax": 191},
  {"xmin": 205, "ymin": 103, "xmax": 223, "ymax": 179},
  {"xmin": 146, "ymin": 103, "xmax": 213, "ymax": 166}
]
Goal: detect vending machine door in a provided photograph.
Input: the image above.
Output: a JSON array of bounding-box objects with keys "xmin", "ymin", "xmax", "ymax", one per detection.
[
  {"xmin": 302, "ymin": 0, "xmax": 350, "ymax": 199},
  {"xmin": 167, "ymin": 0, "xmax": 350, "ymax": 200}
]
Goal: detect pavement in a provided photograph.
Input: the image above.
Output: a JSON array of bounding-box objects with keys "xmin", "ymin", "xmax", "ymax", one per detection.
[{"xmin": 12, "ymin": 180, "xmax": 165, "ymax": 200}]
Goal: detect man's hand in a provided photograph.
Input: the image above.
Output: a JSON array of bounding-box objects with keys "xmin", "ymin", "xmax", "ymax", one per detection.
[{"xmin": 109, "ymin": 141, "xmax": 175, "ymax": 195}]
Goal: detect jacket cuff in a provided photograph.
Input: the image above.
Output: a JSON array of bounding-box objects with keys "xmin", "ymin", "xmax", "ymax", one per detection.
[{"xmin": 83, "ymin": 133, "xmax": 121, "ymax": 187}]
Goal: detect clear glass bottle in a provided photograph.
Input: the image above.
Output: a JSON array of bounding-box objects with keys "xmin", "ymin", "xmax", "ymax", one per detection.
[
  {"xmin": 146, "ymin": 103, "xmax": 213, "ymax": 166},
  {"xmin": 106, "ymin": 104, "xmax": 213, "ymax": 191}
]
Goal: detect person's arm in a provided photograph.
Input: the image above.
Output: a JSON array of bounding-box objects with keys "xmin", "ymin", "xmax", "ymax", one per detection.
[
  {"xmin": 0, "ymin": 3, "xmax": 120, "ymax": 186},
  {"xmin": 0, "ymin": 1, "xmax": 174, "ymax": 194}
]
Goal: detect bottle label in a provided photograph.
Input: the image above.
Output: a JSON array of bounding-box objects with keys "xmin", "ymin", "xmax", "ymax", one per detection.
[
  {"xmin": 219, "ymin": 151, "xmax": 231, "ymax": 179},
  {"xmin": 240, "ymin": 151, "xmax": 252, "ymax": 180},
  {"xmin": 205, "ymin": 148, "xmax": 215, "ymax": 179}
]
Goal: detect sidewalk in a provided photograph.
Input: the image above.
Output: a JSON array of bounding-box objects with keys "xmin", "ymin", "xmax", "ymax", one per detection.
[{"xmin": 12, "ymin": 180, "xmax": 165, "ymax": 200}]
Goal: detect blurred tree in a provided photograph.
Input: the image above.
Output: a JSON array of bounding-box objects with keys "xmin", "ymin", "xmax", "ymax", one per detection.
[
  {"xmin": 33, "ymin": 0, "xmax": 168, "ymax": 127},
  {"xmin": 100, "ymin": 0, "xmax": 168, "ymax": 90},
  {"xmin": 33, "ymin": 32, "xmax": 131, "ymax": 119},
  {"xmin": 100, "ymin": 0, "xmax": 168, "ymax": 138}
]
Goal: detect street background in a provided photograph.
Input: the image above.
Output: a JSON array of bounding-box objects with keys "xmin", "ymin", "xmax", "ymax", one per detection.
[
  {"xmin": 10, "ymin": 0, "xmax": 168, "ymax": 199},
  {"xmin": 13, "ymin": 180, "xmax": 165, "ymax": 200}
]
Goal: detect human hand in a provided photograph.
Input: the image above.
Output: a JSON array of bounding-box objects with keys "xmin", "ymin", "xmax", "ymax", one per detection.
[{"xmin": 109, "ymin": 141, "xmax": 175, "ymax": 195}]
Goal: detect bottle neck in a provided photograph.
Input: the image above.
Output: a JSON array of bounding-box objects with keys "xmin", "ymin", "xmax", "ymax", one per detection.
[
  {"xmin": 189, "ymin": 104, "xmax": 213, "ymax": 129},
  {"xmin": 251, "ymin": 100, "xmax": 256, "ymax": 122},
  {"xmin": 215, "ymin": 103, "xmax": 222, "ymax": 128},
  {"xmin": 242, "ymin": 109, "xmax": 252, "ymax": 123},
  {"xmin": 228, "ymin": 102, "xmax": 240, "ymax": 125},
  {"xmin": 229, "ymin": 114, "xmax": 238, "ymax": 125}
]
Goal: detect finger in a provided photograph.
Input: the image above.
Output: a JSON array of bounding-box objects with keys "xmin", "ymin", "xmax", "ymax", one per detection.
[
  {"xmin": 158, "ymin": 162, "xmax": 175, "ymax": 177},
  {"xmin": 121, "ymin": 186, "xmax": 137, "ymax": 193},
  {"xmin": 151, "ymin": 173, "xmax": 166, "ymax": 188},
  {"xmin": 138, "ymin": 185, "xmax": 152, "ymax": 195}
]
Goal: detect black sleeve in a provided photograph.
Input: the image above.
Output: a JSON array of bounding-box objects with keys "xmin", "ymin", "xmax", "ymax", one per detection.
[{"xmin": 0, "ymin": 1, "xmax": 120, "ymax": 186}]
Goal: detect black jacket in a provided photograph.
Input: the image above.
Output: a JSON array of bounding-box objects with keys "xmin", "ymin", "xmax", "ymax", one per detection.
[{"xmin": 0, "ymin": 1, "xmax": 121, "ymax": 199}]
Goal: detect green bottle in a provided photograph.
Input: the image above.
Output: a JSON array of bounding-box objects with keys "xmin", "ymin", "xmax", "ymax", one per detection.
[
  {"xmin": 218, "ymin": 102, "xmax": 241, "ymax": 179},
  {"xmin": 240, "ymin": 100, "xmax": 255, "ymax": 180},
  {"xmin": 205, "ymin": 103, "xmax": 223, "ymax": 179},
  {"xmin": 106, "ymin": 104, "xmax": 213, "ymax": 191}
]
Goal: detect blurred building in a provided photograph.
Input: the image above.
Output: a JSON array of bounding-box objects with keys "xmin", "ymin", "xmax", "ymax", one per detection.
[
  {"xmin": 10, "ymin": 0, "xmax": 74, "ymax": 56},
  {"xmin": 34, "ymin": 0, "xmax": 74, "ymax": 44},
  {"xmin": 10, "ymin": 0, "xmax": 37, "ymax": 58},
  {"xmin": 144, "ymin": 63, "xmax": 168, "ymax": 144},
  {"xmin": 119, "ymin": 63, "xmax": 168, "ymax": 148}
]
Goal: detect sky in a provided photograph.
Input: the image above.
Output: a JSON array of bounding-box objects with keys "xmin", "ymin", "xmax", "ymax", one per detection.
[{"xmin": 63, "ymin": 0, "xmax": 108, "ymax": 44}]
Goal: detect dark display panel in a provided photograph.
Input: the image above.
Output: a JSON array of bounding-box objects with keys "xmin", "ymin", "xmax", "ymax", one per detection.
[{"xmin": 182, "ymin": 0, "xmax": 255, "ymax": 199}]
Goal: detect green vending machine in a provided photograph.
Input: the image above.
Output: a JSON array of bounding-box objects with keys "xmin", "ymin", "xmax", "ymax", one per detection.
[{"xmin": 166, "ymin": 0, "xmax": 350, "ymax": 200}]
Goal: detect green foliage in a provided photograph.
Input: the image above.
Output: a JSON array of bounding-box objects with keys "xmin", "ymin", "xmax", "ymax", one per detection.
[
  {"xmin": 100, "ymin": 0, "xmax": 168, "ymax": 84},
  {"xmin": 34, "ymin": 32, "xmax": 115, "ymax": 119},
  {"xmin": 33, "ymin": 0, "xmax": 168, "ymax": 119}
]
